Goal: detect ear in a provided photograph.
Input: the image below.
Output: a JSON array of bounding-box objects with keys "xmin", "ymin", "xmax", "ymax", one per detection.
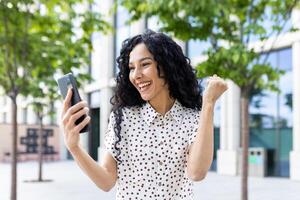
[{"xmin": 157, "ymin": 64, "xmax": 165, "ymax": 78}]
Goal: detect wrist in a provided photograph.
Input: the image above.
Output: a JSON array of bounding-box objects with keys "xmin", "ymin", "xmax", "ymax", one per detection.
[
  {"xmin": 202, "ymin": 99, "xmax": 215, "ymax": 109},
  {"xmin": 68, "ymin": 144, "xmax": 81, "ymax": 154}
]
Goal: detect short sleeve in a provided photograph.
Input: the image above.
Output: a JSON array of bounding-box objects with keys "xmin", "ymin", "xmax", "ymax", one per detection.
[
  {"xmin": 188, "ymin": 111, "xmax": 201, "ymax": 145},
  {"xmin": 103, "ymin": 112, "xmax": 118, "ymax": 160}
]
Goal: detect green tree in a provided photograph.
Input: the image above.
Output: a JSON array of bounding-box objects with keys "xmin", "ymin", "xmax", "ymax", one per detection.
[
  {"xmin": 27, "ymin": 77, "xmax": 60, "ymax": 183},
  {"xmin": 0, "ymin": 1, "xmax": 110, "ymax": 199},
  {"xmin": 119, "ymin": 0, "xmax": 299, "ymax": 199},
  {"xmin": 28, "ymin": 66, "xmax": 91, "ymax": 183},
  {"xmin": 30, "ymin": 101, "xmax": 50, "ymax": 182}
]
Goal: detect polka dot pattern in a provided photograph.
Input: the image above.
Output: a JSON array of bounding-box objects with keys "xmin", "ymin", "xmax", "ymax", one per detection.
[{"xmin": 104, "ymin": 100, "xmax": 201, "ymax": 200}]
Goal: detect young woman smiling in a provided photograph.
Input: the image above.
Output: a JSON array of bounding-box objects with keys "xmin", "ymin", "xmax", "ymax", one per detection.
[{"xmin": 61, "ymin": 30, "xmax": 228, "ymax": 200}]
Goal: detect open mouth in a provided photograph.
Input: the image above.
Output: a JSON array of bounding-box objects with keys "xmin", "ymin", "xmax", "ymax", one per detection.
[{"xmin": 138, "ymin": 81, "xmax": 152, "ymax": 92}]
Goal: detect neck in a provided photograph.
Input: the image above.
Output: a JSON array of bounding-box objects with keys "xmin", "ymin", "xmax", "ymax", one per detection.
[{"xmin": 149, "ymin": 95, "xmax": 175, "ymax": 115}]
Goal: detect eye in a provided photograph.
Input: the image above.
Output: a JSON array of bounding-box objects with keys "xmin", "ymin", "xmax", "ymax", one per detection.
[
  {"xmin": 142, "ymin": 63, "xmax": 150, "ymax": 67},
  {"xmin": 129, "ymin": 66, "xmax": 135, "ymax": 71}
]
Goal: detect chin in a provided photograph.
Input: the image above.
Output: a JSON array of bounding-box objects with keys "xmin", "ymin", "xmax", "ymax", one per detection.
[
  {"xmin": 141, "ymin": 96, "xmax": 150, "ymax": 101},
  {"xmin": 140, "ymin": 94, "xmax": 152, "ymax": 101}
]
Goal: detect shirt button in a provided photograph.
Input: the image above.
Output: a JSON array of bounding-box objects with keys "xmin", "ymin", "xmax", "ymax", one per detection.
[
  {"xmin": 158, "ymin": 160, "xmax": 163, "ymax": 165},
  {"xmin": 158, "ymin": 182, "xmax": 162, "ymax": 186},
  {"xmin": 159, "ymin": 141, "xmax": 163, "ymax": 145}
]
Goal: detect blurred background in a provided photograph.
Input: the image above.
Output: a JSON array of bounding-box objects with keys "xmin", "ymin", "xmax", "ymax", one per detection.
[{"xmin": 0, "ymin": 0, "xmax": 300, "ymax": 200}]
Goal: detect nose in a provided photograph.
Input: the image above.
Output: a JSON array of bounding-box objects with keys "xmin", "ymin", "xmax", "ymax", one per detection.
[{"xmin": 132, "ymin": 67, "xmax": 142, "ymax": 80}]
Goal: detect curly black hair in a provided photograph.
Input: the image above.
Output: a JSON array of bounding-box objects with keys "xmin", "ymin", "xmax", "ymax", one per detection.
[{"xmin": 110, "ymin": 29, "xmax": 202, "ymax": 162}]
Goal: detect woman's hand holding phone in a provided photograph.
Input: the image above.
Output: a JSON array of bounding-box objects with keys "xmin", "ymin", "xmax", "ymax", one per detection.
[{"xmin": 61, "ymin": 89, "xmax": 91, "ymax": 151}]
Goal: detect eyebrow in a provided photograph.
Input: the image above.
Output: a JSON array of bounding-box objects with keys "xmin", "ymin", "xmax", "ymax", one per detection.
[{"xmin": 129, "ymin": 57, "xmax": 153, "ymax": 65}]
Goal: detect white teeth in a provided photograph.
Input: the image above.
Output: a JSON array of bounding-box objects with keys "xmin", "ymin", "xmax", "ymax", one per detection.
[{"xmin": 138, "ymin": 82, "xmax": 151, "ymax": 89}]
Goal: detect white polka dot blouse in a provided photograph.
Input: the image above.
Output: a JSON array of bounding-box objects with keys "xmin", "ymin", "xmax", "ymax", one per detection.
[{"xmin": 104, "ymin": 99, "xmax": 201, "ymax": 200}]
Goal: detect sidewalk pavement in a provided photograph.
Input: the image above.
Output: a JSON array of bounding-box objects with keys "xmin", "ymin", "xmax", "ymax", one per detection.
[{"xmin": 1, "ymin": 161, "xmax": 299, "ymax": 200}]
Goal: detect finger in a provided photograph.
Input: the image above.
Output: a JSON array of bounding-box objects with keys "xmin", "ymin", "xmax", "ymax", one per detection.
[
  {"xmin": 74, "ymin": 115, "xmax": 91, "ymax": 133},
  {"xmin": 63, "ymin": 88, "xmax": 73, "ymax": 114},
  {"xmin": 62, "ymin": 101, "xmax": 87, "ymax": 126},
  {"xmin": 67, "ymin": 101, "xmax": 88, "ymax": 116},
  {"xmin": 69, "ymin": 107, "xmax": 89, "ymax": 125},
  {"xmin": 216, "ymin": 80, "xmax": 228, "ymax": 91},
  {"xmin": 208, "ymin": 75, "xmax": 218, "ymax": 82}
]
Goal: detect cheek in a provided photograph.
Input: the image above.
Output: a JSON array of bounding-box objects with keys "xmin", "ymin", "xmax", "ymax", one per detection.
[
  {"xmin": 155, "ymin": 76, "xmax": 166, "ymax": 87},
  {"xmin": 129, "ymin": 73, "xmax": 134, "ymax": 85}
]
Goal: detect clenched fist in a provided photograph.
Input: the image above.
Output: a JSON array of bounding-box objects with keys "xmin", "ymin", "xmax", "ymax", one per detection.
[{"xmin": 203, "ymin": 74, "xmax": 228, "ymax": 104}]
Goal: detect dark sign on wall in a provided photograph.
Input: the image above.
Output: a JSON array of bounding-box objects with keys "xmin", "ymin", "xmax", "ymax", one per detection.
[{"xmin": 20, "ymin": 128, "xmax": 57, "ymax": 155}]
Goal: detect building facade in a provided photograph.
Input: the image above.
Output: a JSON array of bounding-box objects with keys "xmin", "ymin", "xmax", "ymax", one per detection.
[
  {"xmin": 0, "ymin": 95, "xmax": 61, "ymax": 162},
  {"xmin": 87, "ymin": 0, "xmax": 300, "ymax": 180},
  {"xmin": 0, "ymin": 0, "xmax": 299, "ymax": 181}
]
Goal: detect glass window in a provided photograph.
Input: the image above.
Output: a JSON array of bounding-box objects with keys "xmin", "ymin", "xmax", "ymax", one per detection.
[
  {"xmin": 250, "ymin": 48, "xmax": 292, "ymax": 128},
  {"xmin": 278, "ymin": 48, "xmax": 292, "ymax": 127},
  {"xmin": 23, "ymin": 108, "xmax": 28, "ymax": 124},
  {"xmin": 90, "ymin": 32, "xmax": 102, "ymax": 81},
  {"xmin": 114, "ymin": 6, "xmax": 131, "ymax": 75},
  {"xmin": 278, "ymin": 48, "xmax": 292, "ymax": 71},
  {"xmin": 89, "ymin": 1, "xmax": 103, "ymax": 81},
  {"xmin": 89, "ymin": 90, "xmax": 101, "ymax": 108},
  {"xmin": 249, "ymin": 47, "xmax": 292, "ymax": 177}
]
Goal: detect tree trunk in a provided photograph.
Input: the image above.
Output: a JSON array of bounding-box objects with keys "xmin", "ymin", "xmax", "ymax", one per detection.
[
  {"xmin": 11, "ymin": 96, "xmax": 17, "ymax": 200},
  {"xmin": 241, "ymin": 94, "xmax": 249, "ymax": 200},
  {"xmin": 38, "ymin": 114, "xmax": 44, "ymax": 181}
]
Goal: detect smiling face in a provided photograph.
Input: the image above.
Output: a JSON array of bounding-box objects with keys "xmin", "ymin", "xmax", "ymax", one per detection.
[{"xmin": 129, "ymin": 43, "xmax": 169, "ymax": 102}]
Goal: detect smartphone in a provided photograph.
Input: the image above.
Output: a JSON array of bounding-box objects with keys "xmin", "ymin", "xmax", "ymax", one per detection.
[{"xmin": 57, "ymin": 73, "xmax": 89, "ymax": 133}]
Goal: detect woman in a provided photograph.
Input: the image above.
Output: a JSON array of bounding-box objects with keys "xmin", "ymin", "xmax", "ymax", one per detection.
[{"xmin": 61, "ymin": 30, "xmax": 228, "ymax": 199}]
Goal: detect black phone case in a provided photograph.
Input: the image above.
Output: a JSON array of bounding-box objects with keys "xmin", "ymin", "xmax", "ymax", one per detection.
[{"xmin": 57, "ymin": 73, "xmax": 89, "ymax": 133}]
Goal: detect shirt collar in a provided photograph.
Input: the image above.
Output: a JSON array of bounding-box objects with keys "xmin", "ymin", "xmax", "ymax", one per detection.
[
  {"xmin": 167, "ymin": 100, "xmax": 184, "ymax": 123},
  {"xmin": 141, "ymin": 99, "xmax": 184, "ymax": 126}
]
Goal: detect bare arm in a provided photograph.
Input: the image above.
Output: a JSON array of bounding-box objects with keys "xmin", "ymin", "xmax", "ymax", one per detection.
[
  {"xmin": 187, "ymin": 101, "xmax": 215, "ymax": 181},
  {"xmin": 187, "ymin": 75, "xmax": 228, "ymax": 181},
  {"xmin": 69, "ymin": 146, "xmax": 117, "ymax": 192},
  {"xmin": 61, "ymin": 89, "xmax": 117, "ymax": 191}
]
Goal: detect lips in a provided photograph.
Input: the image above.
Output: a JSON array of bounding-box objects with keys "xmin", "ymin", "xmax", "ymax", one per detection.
[{"xmin": 137, "ymin": 81, "xmax": 151, "ymax": 92}]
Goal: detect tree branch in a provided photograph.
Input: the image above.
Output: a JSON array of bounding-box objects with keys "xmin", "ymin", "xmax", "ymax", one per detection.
[{"xmin": 245, "ymin": 0, "xmax": 255, "ymax": 44}]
